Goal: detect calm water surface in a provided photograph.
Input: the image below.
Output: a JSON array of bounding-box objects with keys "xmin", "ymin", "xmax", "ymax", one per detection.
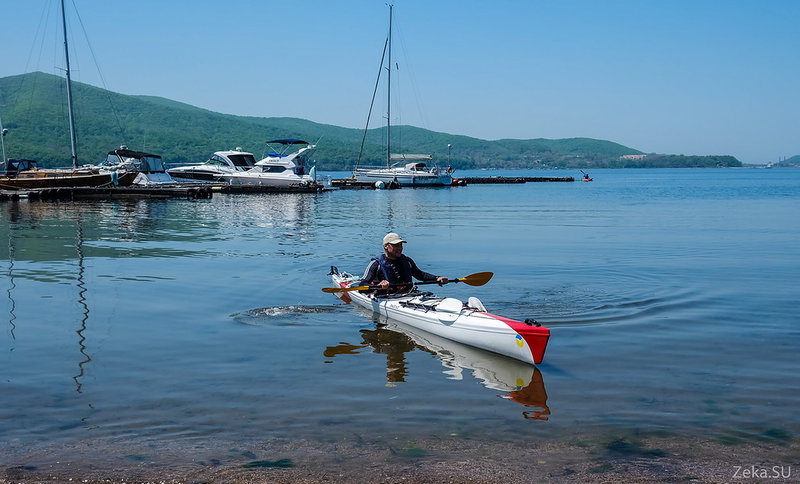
[{"xmin": 1, "ymin": 168, "xmax": 798, "ymax": 457}]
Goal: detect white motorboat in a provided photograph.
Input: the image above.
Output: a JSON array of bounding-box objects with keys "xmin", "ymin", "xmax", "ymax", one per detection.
[
  {"xmin": 220, "ymin": 139, "xmax": 318, "ymax": 187},
  {"xmin": 351, "ymin": 5, "xmax": 452, "ymax": 187},
  {"xmin": 328, "ymin": 267, "xmax": 550, "ymax": 365},
  {"xmin": 167, "ymin": 148, "xmax": 256, "ymax": 182},
  {"xmin": 98, "ymin": 147, "xmax": 174, "ymax": 185}
]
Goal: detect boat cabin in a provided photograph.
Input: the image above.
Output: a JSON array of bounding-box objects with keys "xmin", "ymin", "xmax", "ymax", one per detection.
[{"xmin": 405, "ymin": 162, "xmax": 430, "ymax": 172}]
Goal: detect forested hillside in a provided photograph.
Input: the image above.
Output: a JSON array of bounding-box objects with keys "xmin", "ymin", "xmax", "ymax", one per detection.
[{"xmin": 0, "ymin": 72, "xmax": 740, "ymax": 170}]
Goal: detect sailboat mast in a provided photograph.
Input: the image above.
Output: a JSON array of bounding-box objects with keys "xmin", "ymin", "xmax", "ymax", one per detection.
[
  {"xmin": 386, "ymin": 4, "xmax": 392, "ymax": 168},
  {"xmin": 60, "ymin": 0, "xmax": 79, "ymax": 168}
]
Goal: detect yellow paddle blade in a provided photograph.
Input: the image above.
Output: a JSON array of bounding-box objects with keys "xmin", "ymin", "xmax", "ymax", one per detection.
[
  {"xmin": 456, "ymin": 271, "xmax": 493, "ymax": 286},
  {"xmin": 321, "ymin": 285, "xmax": 370, "ymax": 293}
]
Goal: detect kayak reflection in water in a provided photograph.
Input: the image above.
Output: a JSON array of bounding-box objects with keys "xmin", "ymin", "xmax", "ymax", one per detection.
[
  {"xmin": 323, "ymin": 323, "xmax": 551, "ymax": 417},
  {"xmin": 358, "ymin": 232, "xmax": 448, "ymax": 294}
]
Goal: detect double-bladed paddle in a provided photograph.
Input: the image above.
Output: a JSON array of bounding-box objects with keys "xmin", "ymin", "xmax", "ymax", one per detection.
[{"xmin": 322, "ymin": 271, "xmax": 493, "ymax": 293}]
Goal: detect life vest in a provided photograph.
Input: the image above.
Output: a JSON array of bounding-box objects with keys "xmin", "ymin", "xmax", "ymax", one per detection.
[{"xmin": 374, "ymin": 254, "xmax": 413, "ymax": 285}]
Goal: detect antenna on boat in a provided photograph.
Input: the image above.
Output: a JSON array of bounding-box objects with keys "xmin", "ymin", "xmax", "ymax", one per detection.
[
  {"xmin": 0, "ymin": 113, "xmax": 8, "ymax": 168},
  {"xmin": 60, "ymin": 0, "xmax": 79, "ymax": 168}
]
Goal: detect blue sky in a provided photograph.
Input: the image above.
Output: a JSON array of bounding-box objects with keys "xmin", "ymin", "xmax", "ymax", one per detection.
[{"xmin": 1, "ymin": 0, "xmax": 797, "ymax": 164}]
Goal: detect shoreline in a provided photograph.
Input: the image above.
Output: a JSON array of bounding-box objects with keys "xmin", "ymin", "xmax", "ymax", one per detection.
[{"xmin": 3, "ymin": 436, "xmax": 797, "ymax": 483}]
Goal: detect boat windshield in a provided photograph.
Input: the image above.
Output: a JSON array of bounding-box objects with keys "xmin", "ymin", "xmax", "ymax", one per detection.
[
  {"xmin": 229, "ymin": 154, "xmax": 256, "ymax": 167},
  {"xmin": 207, "ymin": 155, "xmax": 229, "ymax": 166},
  {"xmin": 140, "ymin": 156, "xmax": 166, "ymax": 173}
]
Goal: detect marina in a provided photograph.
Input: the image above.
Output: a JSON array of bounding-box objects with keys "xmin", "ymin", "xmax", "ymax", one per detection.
[{"xmin": 2, "ymin": 173, "xmax": 574, "ymax": 201}]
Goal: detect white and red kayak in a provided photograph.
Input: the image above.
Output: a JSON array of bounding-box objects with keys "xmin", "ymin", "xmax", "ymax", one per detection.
[{"xmin": 329, "ymin": 268, "xmax": 550, "ymax": 365}]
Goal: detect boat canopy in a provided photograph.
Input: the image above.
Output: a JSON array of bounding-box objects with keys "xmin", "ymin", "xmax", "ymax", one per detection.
[
  {"xmin": 266, "ymin": 139, "xmax": 308, "ymax": 145},
  {"xmin": 4, "ymin": 158, "xmax": 38, "ymax": 174},
  {"xmin": 390, "ymin": 153, "xmax": 432, "ymax": 161},
  {"xmin": 108, "ymin": 148, "xmax": 162, "ymax": 159},
  {"xmin": 107, "ymin": 148, "xmax": 165, "ymax": 173}
]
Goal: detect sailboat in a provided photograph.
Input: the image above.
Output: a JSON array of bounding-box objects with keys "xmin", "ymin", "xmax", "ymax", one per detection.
[
  {"xmin": 0, "ymin": 0, "xmax": 124, "ymax": 191},
  {"xmin": 351, "ymin": 4, "xmax": 452, "ymax": 187}
]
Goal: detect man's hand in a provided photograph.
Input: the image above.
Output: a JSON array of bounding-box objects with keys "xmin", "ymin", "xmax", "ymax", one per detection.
[{"xmin": 437, "ymin": 277, "xmax": 449, "ymax": 286}]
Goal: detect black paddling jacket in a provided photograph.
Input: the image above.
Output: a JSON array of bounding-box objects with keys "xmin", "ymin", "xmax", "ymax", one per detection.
[{"xmin": 359, "ymin": 254, "xmax": 438, "ymax": 292}]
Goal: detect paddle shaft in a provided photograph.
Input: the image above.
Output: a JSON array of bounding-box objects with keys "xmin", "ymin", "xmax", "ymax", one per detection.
[{"xmin": 323, "ymin": 271, "xmax": 493, "ymax": 293}]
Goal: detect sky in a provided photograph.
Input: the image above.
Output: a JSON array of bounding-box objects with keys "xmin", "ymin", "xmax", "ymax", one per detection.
[{"xmin": 0, "ymin": 0, "xmax": 798, "ymax": 164}]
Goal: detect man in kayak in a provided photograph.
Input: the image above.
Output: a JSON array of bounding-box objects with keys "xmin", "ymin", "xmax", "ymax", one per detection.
[{"xmin": 359, "ymin": 232, "xmax": 448, "ymax": 293}]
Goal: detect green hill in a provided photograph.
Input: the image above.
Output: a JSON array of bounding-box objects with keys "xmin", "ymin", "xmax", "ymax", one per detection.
[{"xmin": 0, "ymin": 72, "xmax": 740, "ymax": 169}]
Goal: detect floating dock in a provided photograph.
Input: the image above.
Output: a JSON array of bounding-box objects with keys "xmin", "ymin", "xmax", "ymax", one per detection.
[
  {"xmin": 215, "ymin": 183, "xmax": 327, "ymax": 194},
  {"xmin": 331, "ymin": 176, "xmax": 573, "ymax": 188},
  {"xmin": 332, "ymin": 179, "xmax": 401, "ymax": 189},
  {"xmin": 0, "ymin": 182, "xmax": 335, "ymax": 202},
  {"xmin": 461, "ymin": 176, "xmax": 574, "ymax": 184},
  {"xmin": 0, "ymin": 185, "xmax": 214, "ymax": 201},
  {"xmin": 2, "ymin": 177, "xmax": 574, "ymax": 201}
]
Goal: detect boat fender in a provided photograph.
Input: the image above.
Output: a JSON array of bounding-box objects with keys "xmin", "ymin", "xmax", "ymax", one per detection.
[
  {"xmin": 375, "ymin": 181, "xmax": 385, "ymax": 189},
  {"xmin": 467, "ymin": 297, "xmax": 487, "ymax": 312},
  {"xmin": 524, "ymin": 318, "xmax": 541, "ymax": 327},
  {"xmin": 437, "ymin": 297, "xmax": 464, "ymax": 314}
]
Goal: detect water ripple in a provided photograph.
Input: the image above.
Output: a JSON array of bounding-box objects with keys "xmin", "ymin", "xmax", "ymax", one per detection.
[
  {"xmin": 496, "ymin": 269, "xmax": 717, "ymax": 327},
  {"xmin": 232, "ymin": 305, "xmax": 343, "ymax": 326}
]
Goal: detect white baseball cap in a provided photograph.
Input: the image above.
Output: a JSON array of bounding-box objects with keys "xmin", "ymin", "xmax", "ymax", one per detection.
[{"xmin": 383, "ymin": 232, "xmax": 407, "ymax": 245}]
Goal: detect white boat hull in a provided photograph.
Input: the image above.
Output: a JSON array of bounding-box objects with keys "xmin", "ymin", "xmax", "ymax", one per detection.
[
  {"xmin": 352, "ymin": 168, "xmax": 452, "ymax": 186},
  {"xmin": 330, "ymin": 270, "xmax": 549, "ymax": 365},
  {"xmin": 221, "ymin": 174, "xmax": 314, "ymax": 186}
]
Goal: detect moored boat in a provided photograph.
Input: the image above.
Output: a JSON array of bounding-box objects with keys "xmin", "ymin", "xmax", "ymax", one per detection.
[
  {"xmin": 98, "ymin": 147, "xmax": 173, "ymax": 185},
  {"xmin": 167, "ymin": 148, "xmax": 257, "ymax": 182},
  {"xmin": 351, "ymin": 5, "xmax": 452, "ymax": 188},
  {"xmin": 220, "ymin": 139, "xmax": 318, "ymax": 187},
  {"xmin": 328, "ymin": 267, "xmax": 550, "ymax": 365},
  {"xmin": 353, "ymin": 156, "xmax": 453, "ymax": 187},
  {"xmin": 1, "ymin": 158, "xmax": 119, "ymax": 190}
]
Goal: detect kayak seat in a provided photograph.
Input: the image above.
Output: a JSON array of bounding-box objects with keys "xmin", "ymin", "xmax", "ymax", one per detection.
[
  {"xmin": 467, "ymin": 297, "xmax": 487, "ymax": 312},
  {"xmin": 437, "ymin": 297, "xmax": 464, "ymax": 314}
]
